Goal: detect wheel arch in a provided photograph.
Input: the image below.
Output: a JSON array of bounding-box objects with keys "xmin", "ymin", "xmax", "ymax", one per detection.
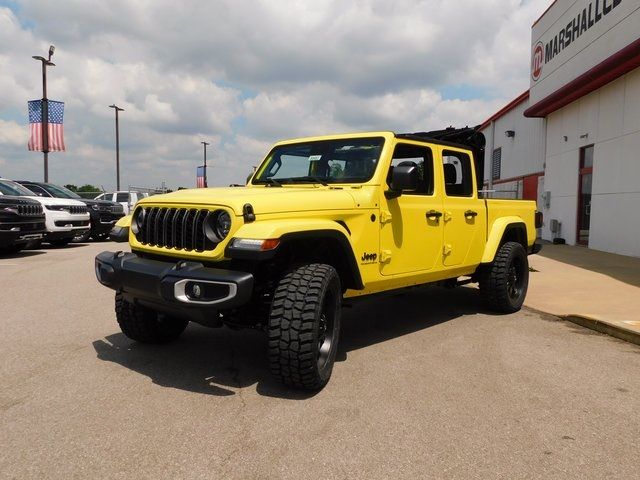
[
  {"xmin": 226, "ymin": 220, "xmax": 364, "ymax": 290},
  {"xmin": 481, "ymin": 217, "xmax": 528, "ymax": 264}
]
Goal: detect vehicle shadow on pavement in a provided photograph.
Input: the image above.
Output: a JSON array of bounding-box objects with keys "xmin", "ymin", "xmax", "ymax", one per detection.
[
  {"xmin": 0, "ymin": 250, "xmax": 46, "ymax": 259},
  {"xmin": 92, "ymin": 286, "xmax": 485, "ymax": 400}
]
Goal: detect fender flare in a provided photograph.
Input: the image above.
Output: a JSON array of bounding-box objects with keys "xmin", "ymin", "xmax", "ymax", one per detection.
[
  {"xmin": 481, "ymin": 217, "xmax": 528, "ymax": 264},
  {"xmin": 225, "ymin": 219, "xmax": 364, "ymax": 290}
]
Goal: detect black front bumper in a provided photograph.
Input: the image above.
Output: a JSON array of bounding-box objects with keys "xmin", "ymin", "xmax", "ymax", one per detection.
[
  {"xmin": 91, "ymin": 211, "xmax": 125, "ymax": 235},
  {"xmin": 0, "ymin": 222, "xmax": 45, "ymax": 247},
  {"xmin": 95, "ymin": 251, "xmax": 254, "ymax": 322}
]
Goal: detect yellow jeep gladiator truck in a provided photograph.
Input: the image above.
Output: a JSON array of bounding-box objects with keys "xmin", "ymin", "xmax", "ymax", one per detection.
[{"xmin": 95, "ymin": 127, "xmax": 541, "ymax": 390}]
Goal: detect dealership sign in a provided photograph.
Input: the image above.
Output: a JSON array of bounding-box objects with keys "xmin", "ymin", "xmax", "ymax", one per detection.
[{"xmin": 531, "ymin": 0, "xmax": 624, "ymax": 81}]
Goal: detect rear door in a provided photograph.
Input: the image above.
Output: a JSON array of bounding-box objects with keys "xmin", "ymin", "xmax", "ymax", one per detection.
[
  {"xmin": 380, "ymin": 141, "xmax": 444, "ymax": 276},
  {"xmin": 438, "ymin": 147, "xmax": 486, "ymax": 267}
]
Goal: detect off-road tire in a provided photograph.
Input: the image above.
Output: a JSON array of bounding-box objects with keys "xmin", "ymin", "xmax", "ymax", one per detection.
[
  {"xmin": 479, "ymin": 241, "xmax": 529, "ymax": 313},
  {"xmin": 115, "ymin": 292, "xmax": 189, "ymax": 343},
  {"xmin": 268, "ymin": 263, "xmax": 342, "ymax": 390}
]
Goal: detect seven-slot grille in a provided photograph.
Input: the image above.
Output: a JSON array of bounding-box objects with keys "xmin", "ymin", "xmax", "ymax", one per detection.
[
  {"xmin": 136, "ymin": 207, "xmax": 219, "ymax": 252},
  {"xmin": 18, "ymin": 204, "xmax": 43, "ymax": 216},
  {"xmin": 97, "ymin": 204, "xmax": 124, "ymax": 213},
  {"xmin": 69, "ymin": 205, "xmax": 88, "ymax": 214}
]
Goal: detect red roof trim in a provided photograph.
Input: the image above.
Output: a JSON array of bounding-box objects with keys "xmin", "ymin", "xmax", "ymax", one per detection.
[
  {"xmin": 479, "ymin": 90, "xmax": 530, "ymax": 131},
  {"xmin": 532, "ymin": 0, "xmax": 560, "ymax": 28},
  {"xmin": 524, "ymin": 37, "xmax": 640, "ymax": 118}
]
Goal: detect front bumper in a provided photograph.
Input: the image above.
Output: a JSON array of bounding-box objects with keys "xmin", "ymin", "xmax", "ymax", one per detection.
[
  {"xmin": 95, "ymin": 251, "xmax": 254, "ymax": 322},
  {"xmin": 91, "ymin": 211, "xmax": 126, "ymax": 234},
  {"xmin": 0, "ymin": 221, "xmax": 46, "ymax": 247},
  {"xmin": 109, "ymin": 225, "xmax": 129, "ymax": 242},
  {"xmin": 44, "ymin": 210, "xmax": 91, "ymax": 233}
]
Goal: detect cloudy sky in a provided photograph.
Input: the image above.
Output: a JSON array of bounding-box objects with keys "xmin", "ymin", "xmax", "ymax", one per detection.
[{"xmin": 0, "ymin": 0, "xmax": 548, "ymax": 191}]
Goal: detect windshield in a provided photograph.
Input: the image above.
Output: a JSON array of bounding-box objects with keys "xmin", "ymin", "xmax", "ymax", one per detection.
[
  {"xmin": 0, "ymin": 179, "xmax": 37, "ymax": 196},
  {"xmin": 253, "ymin": 137, "xmax": 385, "ymax": 185},
  {"xmin": 42, "ymin": 183, "xmax": 81, "ymax": 199}
]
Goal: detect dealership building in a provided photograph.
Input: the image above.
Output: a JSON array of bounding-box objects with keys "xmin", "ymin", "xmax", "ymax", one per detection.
[{"xmin": 481, "ymin": 0, "xmax": 640, "ymax": 257}]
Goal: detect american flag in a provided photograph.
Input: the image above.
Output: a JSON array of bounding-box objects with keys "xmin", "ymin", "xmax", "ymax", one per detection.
[
  {"xmin": 196, "ymin": 166, "xmax": 207, "ymax": 188},
  {"xmin": 28, "ymin": 100, "xmax": 66, "ymax": 152}
]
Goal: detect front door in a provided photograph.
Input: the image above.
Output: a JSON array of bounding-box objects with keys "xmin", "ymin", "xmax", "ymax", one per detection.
[
  {"xmin": 577, "ymin": 145, "xmax": 594, "ymax": 245},
  {"xmin": 380, "ymin": 142, "xmax": 444, "ymax": 276}
]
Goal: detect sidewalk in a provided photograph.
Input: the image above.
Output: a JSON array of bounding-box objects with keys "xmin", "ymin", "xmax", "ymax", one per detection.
[{"xmin": 526, "ymin": 242, "xmax": 640, "ymax": 346}]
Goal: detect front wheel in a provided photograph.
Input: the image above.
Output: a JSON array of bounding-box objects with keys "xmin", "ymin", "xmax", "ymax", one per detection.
[
  {"xmin": 268, "ymin": 264, "xmax": 342, "ymax": 390},
  {"xmin": 479, "ymin": 241, "xmax": 529, "ymax": 313},
  {"xmin": 115, "ymin": 292, "xmax": 189, "ymax": 343}
]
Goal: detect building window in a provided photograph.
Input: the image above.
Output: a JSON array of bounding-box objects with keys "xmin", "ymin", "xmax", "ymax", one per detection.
[{"xmin": 492, "ymin": 147, "xmax": 501, "ymax": 180}]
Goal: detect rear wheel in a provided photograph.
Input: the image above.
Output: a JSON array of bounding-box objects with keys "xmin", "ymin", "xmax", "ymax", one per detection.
[
  {"xmin": 479, "ymin": 241, "xmax": 529, "ymax": 313},
  {"xmin": 115, "ymin": 292, "xmax": 189, "ymax": 343},
  {"xmin": 268, "ymin": 263, "xmax": 342, "ymax": 390}
]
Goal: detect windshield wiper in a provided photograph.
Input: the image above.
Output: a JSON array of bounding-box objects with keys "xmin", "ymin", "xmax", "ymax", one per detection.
[
  {"xmin": 258, "ymin": 178, "xmax": 282, "ymax": 187},
  {"xmin": 289, "ymin": 176, "xmax": 329, "ymax": 186}
]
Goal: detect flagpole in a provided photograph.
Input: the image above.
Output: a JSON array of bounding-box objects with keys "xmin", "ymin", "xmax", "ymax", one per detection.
[
  {"xmin": 109, "ymin": 104, "xmax": 125, "ymax": 191},
  {"xmin": 32, "ymin": 46, "xmax": 55, "ymax": 182},
  {"xmin": 201, "ymin": 141, "xmax": 210, "ymax": 188}
]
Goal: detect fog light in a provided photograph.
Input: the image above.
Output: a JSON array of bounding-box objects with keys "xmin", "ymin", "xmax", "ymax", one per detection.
[{"xmin": 191, "ymin": 283, "xmax": 202, "ymax": 299}]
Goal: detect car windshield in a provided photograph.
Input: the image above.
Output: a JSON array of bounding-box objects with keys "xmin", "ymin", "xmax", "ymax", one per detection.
[
  {"xmin": 0, "ymin": 179, "xmax": 37, "ymax": 196},
  {"xmin": 42, "ymin": 183, "xmax": 81, "ymax": 199},
  {"xmin": 253, "ymin": 137, "xmax": 385, "ymax": 185}
]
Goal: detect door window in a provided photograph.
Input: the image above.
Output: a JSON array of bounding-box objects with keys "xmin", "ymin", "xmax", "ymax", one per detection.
[
  {"xmin": 115, "ymin": 193, "xmax": 129, "ymax": 203},
  {"xmin": 442, "ymin": 150, "xmax": 473, "ymax": 197},
  {"xmin": 387, "ymin": 143, "xmax": 434, "ymax": 195}
]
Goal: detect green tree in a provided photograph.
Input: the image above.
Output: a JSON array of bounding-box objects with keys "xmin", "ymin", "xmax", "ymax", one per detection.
[{"xmin": 77, "ymin": 184, "xmax": 101, "ymax": 193}]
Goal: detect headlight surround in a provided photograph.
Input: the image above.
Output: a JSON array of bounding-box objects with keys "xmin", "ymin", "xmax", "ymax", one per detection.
[
  {"xmin": 45, "ymin": 205, "xmax": 66, "ymax": 211},
  {"xmin": 204, "ymin": 210, "xmax": 232, "ymax": 243},
  {"xmin": 131, "ymin": 207, "xmax": 145, "ymax": 235}
]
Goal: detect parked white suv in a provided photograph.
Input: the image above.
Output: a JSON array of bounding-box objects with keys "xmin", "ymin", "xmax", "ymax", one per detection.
[
  {"xmin": 94, "ymin": 191, "xmax": 149, "ymax": 215},
  {"xmin": 0, "ymin": 178, "xmax": 90, "ymax": 246}
]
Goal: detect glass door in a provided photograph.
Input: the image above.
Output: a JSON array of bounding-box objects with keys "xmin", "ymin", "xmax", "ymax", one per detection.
[{"xmin": 577, "ymin": 146, "xmax": 593, "ymax": 246}]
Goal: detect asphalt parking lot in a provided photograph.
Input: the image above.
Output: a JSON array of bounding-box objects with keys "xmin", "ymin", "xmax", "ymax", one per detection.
[{"xmin": 2, "ymin": 242, "xmax": 639, "ymax": 479}]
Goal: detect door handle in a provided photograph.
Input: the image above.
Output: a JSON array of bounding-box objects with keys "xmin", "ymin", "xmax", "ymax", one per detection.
[
  {"xmin": 464, "ymin": 210, "xmax": 478, "ymax": 218},
  {"xmin": 426, "ymin": 210, "xmax": 443, "ymax": 220}
]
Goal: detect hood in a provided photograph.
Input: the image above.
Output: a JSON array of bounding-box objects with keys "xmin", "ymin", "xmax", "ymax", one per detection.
[
  {"xmin": 25, "ymin": 196, "xmax": 88, "ymax": 207},
  {"xmin": 0, "ymin": 195, "xmax": 41, "ymax": 206},
  {"xmin": 138, "ymin": 186, "xmax": 359, "ymax": 215}
]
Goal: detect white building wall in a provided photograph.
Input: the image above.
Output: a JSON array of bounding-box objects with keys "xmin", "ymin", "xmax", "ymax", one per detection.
[
  {"xmin": 541, "ymin": 67, "xmax": 640, "ymax": 257},
  {"xmin": 481, "ymin": 99, "xmax": 546, "ymax": 194}
]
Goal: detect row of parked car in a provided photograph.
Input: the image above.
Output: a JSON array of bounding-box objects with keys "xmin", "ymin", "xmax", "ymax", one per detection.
[{"xmin": 0, "ymin": 177, "xmax": 127, "ymax": 254}]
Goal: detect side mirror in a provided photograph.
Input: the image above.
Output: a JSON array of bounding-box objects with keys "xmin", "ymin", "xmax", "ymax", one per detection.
[{"xmin": 386, "ymin": 164, "xmax": 420, "ymax": 199}]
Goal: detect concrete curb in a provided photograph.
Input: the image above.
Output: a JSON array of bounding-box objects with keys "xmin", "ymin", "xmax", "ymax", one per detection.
[{"xmin": 561, "ymin": 314, "xmax": 640, "ymax": 347}]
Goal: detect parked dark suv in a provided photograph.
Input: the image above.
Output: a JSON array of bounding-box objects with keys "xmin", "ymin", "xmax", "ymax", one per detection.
[
  {"xmin": 16, "ymin": 181, "xmax": 125, "ymax": 242},
  {"xmin": 0, "ymin": 195, "xmax": 46, "ymax": 254}
]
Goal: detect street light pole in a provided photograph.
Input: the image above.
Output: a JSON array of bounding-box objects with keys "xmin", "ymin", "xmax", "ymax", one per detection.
[
  {"xmin": 109, "ymin": 104, "xmax": 125, "ymax": 190},
  {"xmin": 201, "ymin": 141, "xmax": 210, "ymax": 187},
  {"xmin": 32, "ymin": 45, "xmax": 55, "ymax": 182}
]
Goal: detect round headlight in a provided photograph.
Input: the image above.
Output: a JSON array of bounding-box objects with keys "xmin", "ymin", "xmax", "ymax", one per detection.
[
  {"xmin": 204, "ymin": 210, "xmax": 232, "ymax": 243},
  {"xmin": 131, "ymin": 208, "xmax": 145, "ymax": 235},
  {"xmin": 215, "ymin": 211, "xmax": 232, "ymax": 239}
]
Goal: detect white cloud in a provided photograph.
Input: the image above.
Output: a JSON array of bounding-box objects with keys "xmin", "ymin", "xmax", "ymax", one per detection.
[
  {"xmin": 0, "ymin": 1, "xmax": 549, "ymax": 189},
  {"xmin": 0, "ymin": 119, "xmax": 29, "ymax": 146}
]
